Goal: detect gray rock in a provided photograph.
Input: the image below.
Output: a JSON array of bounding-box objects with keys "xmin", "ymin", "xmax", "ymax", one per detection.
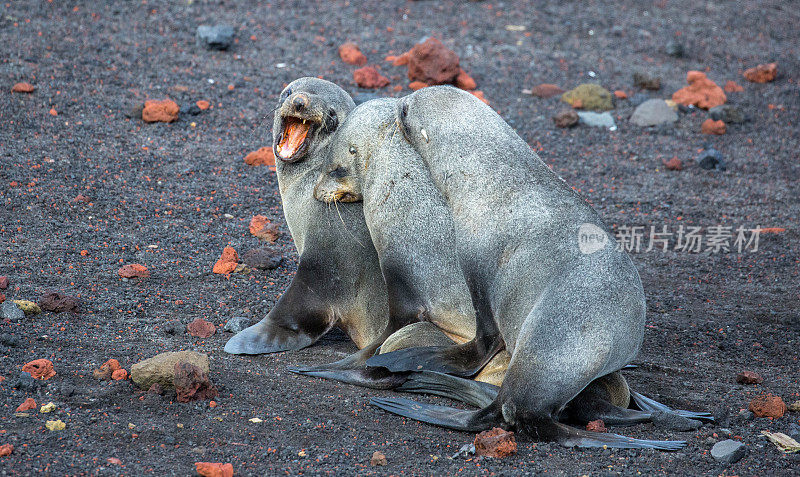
[
  {"xmin": 163, "ymin": 319, "xmax": 184, "ymax": 335},
  {"xmin": 577, "ymin": 111, "xmax": 616, "ymax": 128},
  {"xmin": 630, "ymin": 99, "xmax": 678, "ymax": 127},
  {"xmin": 651, "ymin": 411, "xmax": 702, "ymax": 431},
  {"xmin": 629, "ymin": 93, "xmax": 651, "ymax": 108},
  {"xmin": 633, "ymin": 72, "xmax": 661, "ymax": 90},
  {"xmin": 0, "ymin": 332, "xmax": 18, "ymax": 347},
  {"xmin": 698, "ymin": 148, "xmax": 726, "ymax": 171},
  {"xmin": 1, "ymin": 301, "xmax": 24, "ymax": 321},
  {"xmin": 709, "ymin": 105, "xmax": 746, "ymax": 124},
  {"xmin": 711, "ymin": 439, "xmax": 746, "ymax": 464},
  {"xmin": 13, "ymin": 371, "xmax": 39, "ymax": 391},
  {"xmin": 665, "ymin": 40, "xmax": 686, "ymax": 58},
  {"xmin": 788, "ymin": 423, "xmax": 800, "ymax": 442},
  {"xmin": 196, "ymin": 25, "xmax": 235, "ymax": 51},
  {"xmin": 130, "ymin": 351, "xmax": 210, "ymax": 390},
  {"xmin": 224, "ymin": 316, "xmax": 253, "ymax": 333},
  {"xmin": 181, "ymin": 103, "xmax": 202, "ymax": 116},
  {"xmin": 242, "ymin": 247, "xmax": 283, "ymax": 270}
]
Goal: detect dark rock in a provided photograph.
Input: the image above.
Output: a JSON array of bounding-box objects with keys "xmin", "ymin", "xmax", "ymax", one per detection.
[
  {"xmin": 665, "ymin": 40, "xmax": 685, "ymax": 58},
  {"xmin": 713, "ymin": 406, "xmax": 730, "ymax": 428},
  {"xmin": 196, "ymin": 25, "xmax": 235, "ymax": 51},
  {"xmin": 651, "ymin": 411, "xmax": 702, "ymax": 431},
  {"xmin": 125, "ymin": 102, "xmax": 144, "ymax": 119},
  {"xmin": 0, "ymin": 333, "xmax": 19, "ymax": 347},
  {"xmin": 633, "ymin": 72, "xmax": 661, "ymax": 90},
  {"xmin": 181, "ymin": 103, "xmax": 202, "ymax": 116},
  {"xmin": 163, "ymin": 320, "xmax": 184, "ymax": 335},
  {"xmin": 788, "ymin": 423, "xmax": 800, "ymax": 442},
  {"xmin": 553, "ymin": 109, "xmax": 579, "ymax": 128},
  {"xmin": 738, "ymin": 409, "xmax": 754, "ymax": 421},
  {"xmin": 59, "ymin": 383, "xmax": 76, "ymax": 397},
  {"xmin": 709, "ymin": 105, "xmax": 746, "ymax": 124},
  {"xmin": 710, "ymin": 439, "xmax": 746, "ymax": 464},
  {"xmin": 628, "ymin": 93, "xmax": 651, "ymax": 108},
  {"xmin": 736, "ymin": 371, "xmax": 763, "ymax": 384},
  {"xmin": 173, "ymin": 361, "xmax": 218, "ymax": 402},
  {"xmin": 38, "ymin": 291, "xmax": 79, "ymax": 313},
  {"xmin": 13, "ymin": 371, "xmax": 39, "ymax": 391},
  {"xmin": 223, "ymin": 316, "xmax": 253, "ymax": 333},
  {"xmin": 242, "ymin": 247, "xmax": 282, "ymax": 270},
  {"xmin": 697, "ymin": 148, "xmax": 726, "ymax": 171},
  {"xmin": 1, "ymin": 301, "xmax": 24, "ymax": 321}
]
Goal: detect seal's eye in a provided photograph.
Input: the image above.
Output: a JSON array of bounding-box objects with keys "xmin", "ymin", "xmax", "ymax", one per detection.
[
  {"xmin": 281, "ymin": 87, "xmax": 292, "ymax": 100},
  {"xmin": 348, "ymin": 146, "xmax": 357, "ymax": 155},
  {"xmin": 329, "ymin": 167, "xmax": 349, "ymax": 179}
]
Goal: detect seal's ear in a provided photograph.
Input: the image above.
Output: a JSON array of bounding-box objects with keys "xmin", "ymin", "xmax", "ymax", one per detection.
[
  {"xmin": 395, "ymin": 101, "xmax": 414, "ymax": 143},
  {"xmin": 323, "ymin": 108, "xmax": 338, "ymax": 134}
]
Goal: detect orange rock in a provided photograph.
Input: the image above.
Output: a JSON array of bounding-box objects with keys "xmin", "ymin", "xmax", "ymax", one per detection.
[
  {"xmin": 586, "ymin": 419, "xmax": 607, "ymax": 432},
  {"xmin": 249, "ymin": 215, "xmax": 269, "ymax": 236},
  {"xmin": 244, "ymin": 147, "xmax": 275, "ymax": 168},
  {"xmin": 248, "ymin": 215, "xmax": 280, "ymax": 242},
  {"xmin": 353, "ymin": 66, "xmax": 390, "ymax": 89},
  {"xmin": 724, "ymin": 80, "xmax": 744, "ymax": 93},
  {"xmin": 470, "ymin": 90, "xmax": 489, "ymax": 105},
  {"xmin": 392, "ymin": 52, "xmax": 410, "ymax": 66},
  {"xmin": 474, "ymin": 427, "xmax": 517, "ymax": 458},
  {"xmin": 455, "ymin": 69, "xmax": 477, "ymax": 90},
  {"xmin": 196, "ymin": 100, "xmax": 210, "ymax": 110},
  {"xmin": 212, "ymin": 246, "xmax": 239, "ymax": 274},
  {"xmin": 663, "ymin": 157, "xmax": 683, "ymax": 171},
  {"xmin": 49, "ymin": 108, "xmax": 57, "ymax": 116},
  {"xmin": 0, "ymin": 444, "xmax": 13, "ymax": 457},
  {"xmin": 338, "ymin": 42, "xmax": 367, "ymax": 66},
  {"xmin": 111, "ymin": 368, "xmax": 128, "ymax": 380},
  {"xmin": 743, "ymin": 63, "xmax": 777, "ymax": 83},
  {"xmin": 384, "ymin": 55, "xmax": 397, "ymax": 63},
  {"xmin": 392, "ymin": 85, "xmax": 402, "ymax": 92},
  {"xmin": 142, "ymin": 99, "xmax": 179, "ymax": 123},
  {"xmin": 22, "ymin": 359, "xmax": 56, "ymax": 380},
  {"xmin": 16, "ymin": 397, "xmax": 36, "ymax": 412},
  {"xmin": 118, "ymin": 263, "xmax": 150, "ymax": 279},
  {"xmin": 107, "ymin": 457, "xmax": 122, "ymax": 465},
  {"xmin": 701, "ymin": 119, "xmax": 726, "ymax": 135},
  {"xmin": 12, "ymin": 82, "xmax": 34, "ymax": 93},
  {"xmin": 408, "ymin": 81, "xmax": 428, "ymax": 91},
  {"xmin": 529, "ymin": 84, "xmax": 564, "ymax": 98},
  {"xmin": 749, "ymin": 393, "xmax": 786, "ymax": 418},
  {"xmin": 195, "ymin": 462, "xmax": 233, "ymax": 477},
  {"xmin": 671, "ymin": 71, "xmax": 726, "ymax": 110},
  {"xmin": 0, "ymin": 293, "xmax": 4, "ymax": 304},
  {"xmin": 93, "ymin": 358, "xmax": 121, "ymax": 380},
  {"xmin": 614, "ymin": 90, "xmax": 628, "ymax": 99},
  {"xmin": 187, "ymin": 318, "xmax": 216, "ymax": 338},
  {"xmin": 0, "ymin": 276, "xmax": 7, "ymax": 289},
  {"xmin": 760, "ymin": 227, "xmax": 786, "ymax": 234}
]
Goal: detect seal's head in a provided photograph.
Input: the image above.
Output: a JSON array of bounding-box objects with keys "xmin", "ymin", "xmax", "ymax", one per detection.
[
  {"xmin": 313, "ymin": 99, "xmax": 397, "ymax": 204},
  {"xmin": 273, "ymin": 77, "xmax": 355, "ymax": 164}
]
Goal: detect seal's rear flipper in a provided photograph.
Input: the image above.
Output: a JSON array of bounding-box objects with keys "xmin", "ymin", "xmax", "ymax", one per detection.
[
  {"xmin": 554, "ymin": 421, "xmax": 686, "ymax": 451},
  {"xmin": 224, "ymin": 317, "xmax": 329, "ymax": 355},
  {"xmin": 630, "ymin": 391, "xmax": 714, "ymax": 423},
  {"xmin": 369, "ymin": 397, "xmax": 497, "ymax": 432},
  {"xmin": 288, "ymin": 346, "xmax": 408, "ymax": 390},
  {"xmin": 397, "ymin": 371, "xmax": 499, "ymax": 408},
  {"xmin": 365, "ymin": 337, "xmax": 503, "ymax": 377}
]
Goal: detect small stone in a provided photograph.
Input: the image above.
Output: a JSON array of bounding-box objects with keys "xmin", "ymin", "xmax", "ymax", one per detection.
[
  {"xmin": 39, "ymin": 402, "xmax": 56, "ymax": 413},
  {"xmin": 408, "ymin": 81, "xmax": 428, "ymax": 91},
  {"xmin": 126, "ymin": 102, "xmax": 145, "ymax": 119},
  {"xmin": 213, "ymin": 246, "xmax": 239, "ymax": 275},
  {"xmin": 405, "ymin": 37, "xmax": 460, "ymax": 85},
  {"xmin": 338, "ymin": 42, "xmax": 367, "ymax": 66},
  {"xmin": 244, "ymin": 147, "xmax": 275, "ymax": 167},
  {"xmin": 724, "ymin": 81, "xmax": 744, "ymax": 93},
  {"xmin": 187, "ymin": 318, "xmax": 216, "ymax": 338},
  {"xmin": 697, "ymin": 148, "xmax": 726, "ymax": 171},
  {"xmin": 651, "ymin": 411, "xmax": 702, "ymax": 431},
  {"xmin": 614, "ymin": 90, "xmax": 627, "ymax": 99},
  {"xmin": 181, "ymin": 102, "xmax": 202, "ymax": 115},
  {"xmin": 38, "ymin": 291, "xmax": 79, "ymax": 313},
  {"xmin": 586, "ymin": 419, "xmax": 607, "ymax": 432},
  {"xmin": 142, "ymin": 99, "xmax": 180, "ymax": 123},
  {"xmin": 665, "ymin": 40, "xmax": 685, "ymax": 58},
  {"xmin": 223, "ymin": 317, "xmax": 253, "ymax": 333},
  {"xmin": 195, "ymin": 462, "xmax": 234, "ymax": 477},
  {"xmin": 148, "ymin": 382, "xmax": 164, "ymax": 395},
  {"xmin": 469, "ymin": 90, "xmax": 489, "ymax": 105},
  {"xmin": 130, "ymin": 351, "xmax": 210, "ymax": 390},
  {"xmin": 11, "ymin": 300, "xmax": 40, "ymax": 316},
  {"xmin": 12, "ymin": 82, "xmax": 35, "ymax": 93},
  {"xmin": 735, "ymin": 371, "xmax": 763, "ymax": 385},
  {"xmin": 242, "ymin": 247, "xmax": 282, "ymax": 270},
  {"xmin": 474, "ymin": 427, "xmax": 517, "ymax": 458},
  {"xmin": 701, "ymin": 119, "xmax": 726, "ymax": 135},
  {"xmin": 561, "ymin": 84, "xmax": 614, "ymax": 111},
  {"xmin": 196, "ymin": 25, "xmax": 235, "ymax": 51},
  {"xmin": 553, "ymin": 109, "xmax": 579, "ymax": 128},
  {"xmin": 249, "ymin": 215, "xmax": 280, "ymax": 241},
  {"xmin": 45, "ymin": 419, "xmax": 66, "ymax": 431},
  {"xmin": 118, "ymin": 264, "xmax": 150, "ymax": 279},
  {"xmin": 13, "ymin": 372, "xmax": 38, "ymax": 391},
  {"xmin": 529, "ymin": 83, "xmax": 564, "ymax": 98},
  {"xmin": 1, "ymin": 302, "xmax": 25, "ymax": 321},
  {"xmin": 111, "ymin": 369, "xmax": 128, "ymax": 381},
  {"xmin": 15, "ymin": 398, "xmax": 36, "ymax": 412},
  {"xmin": 743, "ymin": 63, "xmax": 777, "ymax": 83},
  {"xmin": 22, "ymin": 359, "xmax": 56, "ymax": 380},
  {"xmin": 107, "ymin": 457, "xmax": 122, "ymax": 465},
  {"xmin": 633, "ymin": 72, "xmax": 661, "ymax": 90},
  {"xmin": 370, "ymin": 450, "xmax": 388, "ymax": 466},
  {"xmin": 664, "ymin": 157, "xmax": 683, "ymax": 171},
  {"xmin": 163, "ymin": 320, "xmax": 184, "ymax": 335},
  {"xmin": 630, "ymin": 99, "xmax": 678, "ymax": 127},
  {"xmin": 577, "ymin": 111, "xmax": 616, "ymax": 128},
  {"xmin": 0, "ymin": 276, "xmax": 8, "ymax": 289},
  {"xmin": 749, "ymin": 393, "xmax": 786, "ymax": 419},
  {"xmin": 709, "ymin": 105, "xmax": 746, "ymax": 124},
  {"xmin": 174, "ymin": 361, "xmax": 218, "ymax": 402},
  {"xmin": 0, "ymin": 443, "xmax": 13, "ymax": 456},
  {"xmin": 628, "ymin": 93, "xmax": 650, "ymax": 108},
  {"xmin": 672, "ymin": 71, "xmax": 726, "ymax": 110},
  {"xmin": 196, "ymin": 100, "xmax": 210, "ymax": 111},
  {"xmin": 353, "ymin": 66, "xmax": 390, "ymax": 89},
  {"xmin": 789, "ymin": 423, "xmax": 800, "ymax": 441},
  {"xmin": 738, "ymin": 409, "xmax": 754, "ymax": 420},
  {"xmin": 455, "ymin": 69, "xmax": 477, "ymax": 90},
  {"xmin": 788, "ymin": 401, "xmax": 800, "ymax": 412},
  {"xmin": 711, "ymin": 439, "xmax": 746, "ymax": 464}
]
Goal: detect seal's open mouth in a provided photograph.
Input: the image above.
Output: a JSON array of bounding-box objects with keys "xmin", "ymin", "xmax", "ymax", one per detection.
[{"xmin": 275, "ymin": 116, "xmax": 318, "ymax": 163}]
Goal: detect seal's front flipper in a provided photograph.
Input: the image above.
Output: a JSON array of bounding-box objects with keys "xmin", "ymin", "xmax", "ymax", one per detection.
[
  {"xmin": 555, "ymin": 421, "xmax": 686, "ymax": 451},
  {"xmin": 288, "ymin": 346, "xmax": 408, "ymax": 389},
  {"xmin": 369, "ymin": 397, "xmax": 498, "ymax": 432},
  {"xmin": 365, "ymin": 337, "xmax": 503, "ymax": 377},
  {"xmin": 397, "ymin": 371, "xmax": 499, "ymax": 408},
  {"xmin": 224, "ymin": 317, "xmax": 331, "ymax": 354},
  {"xmin": 630, "ymin": 391, "xmax": 714, "ymax": 423}
]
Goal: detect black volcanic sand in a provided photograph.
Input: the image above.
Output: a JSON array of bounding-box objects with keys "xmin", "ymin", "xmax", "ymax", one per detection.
[{"xmin": 1, "ymin": 1, "xmax": 798, "ymax": 475}]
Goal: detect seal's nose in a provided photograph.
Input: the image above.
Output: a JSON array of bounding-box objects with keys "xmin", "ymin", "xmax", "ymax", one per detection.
[{"xmin": 291, "ymin": 94, "xmax": 309, "ymax": 111}]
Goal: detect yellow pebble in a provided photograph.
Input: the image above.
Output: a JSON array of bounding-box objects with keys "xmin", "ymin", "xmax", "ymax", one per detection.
[
  {"xmin": 190, "ymin": 122, "xmax": 196, "ymax": 128},
  {"xmin": 46, "ymin": 420, "xmax": 66, "ymax": 431},
  {"xmin": 12, "ymin": 300, "xmax": 42, "ymax": 315},
  {"xmin": 39, "ymin": 402, "xmax": 56, "ymax": 413}
]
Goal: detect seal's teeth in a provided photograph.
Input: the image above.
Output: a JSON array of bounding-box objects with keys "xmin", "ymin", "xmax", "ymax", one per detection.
[
  {"xmin": 302, "ymin": 119, "xmax": 307, "ymax": 125},
  {"xmin": 421, "ymin": 128, "xmax": 429, "ymax": 143}
]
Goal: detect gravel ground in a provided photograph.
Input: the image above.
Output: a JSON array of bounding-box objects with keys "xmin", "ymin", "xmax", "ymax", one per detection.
[{"xmin": 1, "ymin": 0, "xmax": 798, "ymax": 475}]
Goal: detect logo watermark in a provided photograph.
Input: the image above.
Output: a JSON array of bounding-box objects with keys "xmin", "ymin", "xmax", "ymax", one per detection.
[
  {"xmin": 578, "ymin": 223, "xmax": 767, "ymax": 254},
  {"xmin": 578, "ymin": 223, "xmax": 609, "ymax": 254}
]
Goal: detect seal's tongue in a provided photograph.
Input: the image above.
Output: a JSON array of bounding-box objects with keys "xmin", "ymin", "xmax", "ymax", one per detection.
[{"xmin": 277, "ymin": 118, "xmax": 311, "ymax": 159}]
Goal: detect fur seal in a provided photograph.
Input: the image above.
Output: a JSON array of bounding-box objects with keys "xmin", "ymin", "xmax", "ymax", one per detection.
[{"xmin": 315, "ymin": 86, "xmax": 710, "ymax": 449}]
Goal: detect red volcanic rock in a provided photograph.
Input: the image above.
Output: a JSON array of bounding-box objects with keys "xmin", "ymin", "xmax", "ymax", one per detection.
[
  {"xmin": 724, "ymin": 80, "xmax": 744, "ymax": 93},
  {"xmin": 701, "ymin": 119, "xmax": 726, "ymax": 135},
  {"xmin": 249, "ymin": 215, "xmax": 280, "ymax": 242},
  {"xmin": 12, "ymin": 82, "xmax": 34, "ymax": 93},
  {"xmin": 142, "ymin": 99, "xmax": 179, "ymax": 123},
  {"xmin": 370, "ymin": 451, "xmax": 388, "ymax": 466},
  {"xmin": 408, "ymin": 81, "xmax": 428, "ymax": 91},
  {"xmin": 664, "ymin": 157, "xmax": 683, "ymax": 171},
  {"xmin": 195, "ymin": 462, "xmax": 233, "ymax": 477},
  {"xmin": 196, "ymin": 100, "xmax": 210, "ymax": 110},
  {"xmin": 743, "ymin": 63, "xmax": 777, "ymax": 83},
  {"xmin": 187, "ymin": 318, "xmax": 216, "ymax": 338},
  {"xmin": 16, "ymin": 398, "xmax": 37, "ymax": 412},
  {"xmin": 586, "ymin": 419, "xmax": 607, "ymax": 432},
  {"xmin": 0, "ymin": 293, "xmax": 5, "ymax": 304},
  {"xmin": 614, "ymin": 90, "xmax": 628, "ymax": 99},
  {"xmin": 392, "ymin": 51, "xmax": 410, "ymax": 66},
  {"xmin": 118, "ymin": 263, "xmax": 150, "ymax": 279},
  {"xmin": 0, "ymin": 444, "xmax": 13, "ymax": 457},
  {"xmin": 148, "ymin": 382, "xmax": 164, "ymax": 395},
  {"xmin": 107, "ymin": 457, "xmax": 122, "ymax": 465},
  {"xmin": 38, "ymin": 291, "xmax": 79, "ymax": 313},
  {"xmin": 353, "ymin": 66, "xmax": 390, "ymax": 89},
  {"xmin": 0, "ymin": 276, "xmax": 7, "ymax": 289},
  {"xmin": 22, "ymin": 359, "xmax": 56, "ymax": 380},
  {"xmin": 470, "ymin": 90, "xmax": 489, "ymax": 105},
  {"xmin": 93, "ymin": 358, "xmax": 121, "ymax": 380},
  {"xmin": 672, "ymin": 71, "xmax": 726, "ymax": 110},
  {"xmin": 338, "ymin": 42, "xmax": 367, "ymax": 66},
  {"xmin": 760, "ymin": 227, "xmax": 786, "ymax": 234},
  {"xmin": 474, "ymin": 427, "xmax": 517, "ymax": 458},
  {"xmin": 405, "ymin": 38, "xmax": 460, "ymax": 85},
  {"xmin": 736, "ymin": 371, "xmax": 763, "ymax": 384},
  {"xmin": 749, "ymin": 394, "xmax": 786, "ymax": 418},
  {"xmin": 212, "ymin": 246, "xmax": 238, "ymax": 274},
  {"xmin": 244, "ymin": 147, "xmax": 275, "ymax": 168},
  {"xmin": 530, "ymin": 84, "xmax": 565, "ymax": 98},
  {"xmin": 174, "ymin": 362, "xmax": 218, "ymax": 402},
  {"xmin": 111, "ymin": 368, "xmax": 128, "ymax": 380},
  {"xmin": 553, "ymin": 109, "xmax": 579, "ymax": 128},
  {"xmin": 455, "ymin": 69, "xmax": 477, "ymax": 90}
]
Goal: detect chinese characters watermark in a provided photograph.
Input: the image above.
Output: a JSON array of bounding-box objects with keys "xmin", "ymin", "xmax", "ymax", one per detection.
[{"xmin": 578, "ymin": 223, "xmax": 764, "ymax": 254}]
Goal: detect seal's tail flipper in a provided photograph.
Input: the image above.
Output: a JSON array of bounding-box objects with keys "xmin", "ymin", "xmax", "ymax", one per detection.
[
  {"xmin": 288, "ymin": 342, "xmax": 409, "ymax": 390},
  {"xmin": 397, "ymin": 371, "xmax": 499, "ymax": 408},
  {"xmin": 554, "ymin": 421, "xmax": 686, "ymax": 451},
  {"xmin": 630, "ymin": 391, "xmax": 715, "ymax": 422},
  {"xmin": 365, "ymin": 336, "xmax": 503, "ymax": 377},
  {"xmin": 369, "ymin": 397, "xmax": 498, "ymax": 432}
]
